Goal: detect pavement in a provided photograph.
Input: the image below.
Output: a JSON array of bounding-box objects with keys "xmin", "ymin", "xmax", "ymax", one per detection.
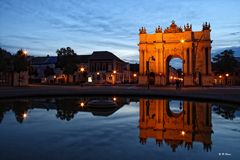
[{"xmin": 0, "ymin": 84, "xmax": 240, "ymax": 104}]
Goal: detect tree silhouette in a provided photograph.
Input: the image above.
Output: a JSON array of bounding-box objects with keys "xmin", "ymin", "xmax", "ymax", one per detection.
[
  {"xmin": 0, "ymin": 48, "xmax": 12, "ymax": 72},
  {"xmin": 0, "ymin": 48, "xmax": 12, "ymax": 85},
  {"xmin": 55, "ymin": 98, "xmax": 79, "ymax": 121},
  {"xmin": 212, "ymin": 50, "xmax": 239, "ymax": 74},
  {"xmin": 213, "ymin": 104, "xmax": 238, "ymax": 120},
  {"xmin": 13, "ymin": 49, "xmax": 28, "ymax": 86},
  {"xmin": 12, "ymin": 101, "xmax": 29, "ymax": 123},
  {"xmin": 56, "ymin": 47, "xmax": 77, "ymax": 83}
]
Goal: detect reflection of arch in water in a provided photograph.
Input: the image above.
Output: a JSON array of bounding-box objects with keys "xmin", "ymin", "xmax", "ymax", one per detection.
[
  {"xmin": 166, "ymin": 100, "xmax": 183, "ymax": 117},
  {"xmin": 139, "ymin": 99, "xmax": 212, "ymax": 152}
]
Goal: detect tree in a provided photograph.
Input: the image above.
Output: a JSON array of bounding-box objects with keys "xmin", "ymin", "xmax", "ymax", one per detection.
[
  {"xmin": 212, "ymin": 49, "xmax": 239, "ymax": 74},
  {"xmin": 56, "ymin": 47, "xmax": 77, "ymax": 83},
  {"xmin": 0, "ymin": 48, "xmax": 12, "ymax": 85},
  {"xmin": 0, "ymin": 48, "xmax": 12, "ymax": 72},
  {"xmin": 13, "ymin": 49, "xmax": 28, "ymax": 86}
]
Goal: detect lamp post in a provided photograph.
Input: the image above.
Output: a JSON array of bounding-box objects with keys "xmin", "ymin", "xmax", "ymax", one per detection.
[
  {"xmin": 112, "ymin": 70, "xmax": 117, "ymax": 85},
  {"xmin": 225, "ymin": 73, "xmax": 229, "ymax": 86},
  {"xmin": 19, "ymin": 49, "xmax": 28, "ymax": 87},
  {"xmin": 80, "ymin": 67, "xmax": 85, "ymax": 86},
  {"xmin": 219, "ymin": 75, "xmax": 222, "ymax": 85},
  {"xmin": 146, "ymin": 56, "xmax": 155, "ymax": 89}
]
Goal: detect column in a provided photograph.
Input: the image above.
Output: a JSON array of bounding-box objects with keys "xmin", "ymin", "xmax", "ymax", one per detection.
[{"xmin": 139, "ymin": 49, "xmax": 143, "ymax": 74}]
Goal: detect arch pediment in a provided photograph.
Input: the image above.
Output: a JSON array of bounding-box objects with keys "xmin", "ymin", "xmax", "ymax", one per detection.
[{"xmin": 164, "ymin": 20, "xmax": 183, "ymax": 33}]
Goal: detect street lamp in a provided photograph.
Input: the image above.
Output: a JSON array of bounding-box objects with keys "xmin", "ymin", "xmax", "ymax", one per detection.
[
  {"xmin": 22, "ymin": 49, "xmax": 28, "ymax": 56},
  {"xmin": 225, "ymin": 73, "xmax": 229, "ymax": 86},
  {"xmin": 80, "ymin": 67, "xmax": 85, "ymax": 72},
  {"xmin": 219, "ymin": 75, "xmax": 222, "ymax": 85},
  {"xmin": 146, "ymin": 56, "xmax": 155, "ymax": 89},
  {"xmin": 80, "ymin": 102, "xmax": 85, "ymax": 107},
  {"xmin": 80, "ymin": 67, "xmax": 85, "ymax": 86}
]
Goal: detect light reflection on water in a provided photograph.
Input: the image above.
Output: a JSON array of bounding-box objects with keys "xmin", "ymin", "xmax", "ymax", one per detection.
[{"xmin": 0, "ymin": 97, "xmax": 239, "ymax": 160}]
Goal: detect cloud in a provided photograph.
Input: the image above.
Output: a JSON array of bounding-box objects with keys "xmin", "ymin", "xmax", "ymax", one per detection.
[{"xmin": 0, "ymin": 0, "xmax": 240, "ymax": 62}]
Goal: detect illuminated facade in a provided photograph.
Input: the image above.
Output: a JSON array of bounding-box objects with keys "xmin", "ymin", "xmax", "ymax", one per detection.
[
  {"xmin": 139, "ymin": 99, "xmax": 212, "ymax": 152},
  {"xmin": 138, "ymin": 21, "xmax": 213, "ymax": 86}
]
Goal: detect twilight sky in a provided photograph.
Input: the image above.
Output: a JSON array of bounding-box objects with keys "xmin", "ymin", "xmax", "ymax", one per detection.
[{"xmin": 0, "ymin": 0, "xmax": 240, "ymax": 63}]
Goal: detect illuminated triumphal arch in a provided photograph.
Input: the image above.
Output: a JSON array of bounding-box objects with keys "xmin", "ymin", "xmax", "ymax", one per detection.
[
  {"xmin": 138, "ymin": 21, "xmax": 213, "ymax": 86},
  {"xmin": 139, "ymin": 99, "xmax": 212, "ymax": 152}
]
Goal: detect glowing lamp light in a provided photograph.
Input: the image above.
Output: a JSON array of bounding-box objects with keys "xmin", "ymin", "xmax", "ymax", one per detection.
[
  {"xmin": 181, "ymin": 131, "xmax": 185, "ymax": 136},
  {"xmin": 97, "ymin": 72, "xmax": 100, "ymax": 75},
  {"xmin": 180, "ymin": 39, "xmax": 185, "ymax": 43},
  {"xmin": 113, "ymin": 97, "xmax": 117, "ymax": 101},
  {"xmin": 113, "ymin": 70, "xmax": 117, "ymax": 74},
  {"xmin": 22, "ymin": 50, "xmax": 28, "ymax": 56},
  {"xmin": 219, "ymin": 75, "xmax": 222, "ymax": 78},
  {"xmin": 80, "ymin": 67, "xmax": 85, "ymax": 72},
  {"xmin": 170, "ymin": 76, "xmax": 173, "ymax": 80},
  {"xmin": 23, "ymin": 113, "xmax": 28, "ymax": 119},
  {"xmin": 225, "ymin": 73, "xmax": 229, "ymax": 77},
  {"xmin": 80, "ymin": 102, "xmax": 85, "ymax": 107},
  {"xmin": 133, "ymin": 73, "xmax": 137, "ymax": 77}
]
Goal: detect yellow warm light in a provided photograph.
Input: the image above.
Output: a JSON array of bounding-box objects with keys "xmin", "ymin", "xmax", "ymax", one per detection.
[
  {"xmin": 113, "ymin": 97, "xmax": 117, "ymax": 101},
  {"xmin": 113, "ymin": 70, "xmax": 117, "ymax": 74},
  {"xmin": 133, "ymin": 73, "xmax": 137, "ymax": 77},
  {"xmin": 180, "ymin": 39, "xmax": 185, "ymax": 43},
  {"xmin": 219, "ymin": 75, "xmax": 222, "ymax": 78},
  {"xmin": 53, "ymin": 75, "xmax": 56, "ymax": 79},
  {"xmin": 80, "ymin": 67, "xmax": 85, "ymax": 72},
  {"xmin": 97, "ymin": 72, "xmax": 100, "ymax": 75},
  {"xmin": 23, "ymin": 50, "xmax": 28, "ymax": 55},
  {"xmin": 80, "ymin": 102, "xmax": 85, "ymax": 107},
  {"xmin": 170, "ymin": 76, "xmax": 173, "ymax": 80},
  {"xmin": 225, "ymin": 73, "xmax": 229, "ymax": 77},
  {"xmin": 23, "ymin": 113, "xmax": 27, "ymax": 119},
  {"xmin": 181, "ymin": 131, "xmax": 185, "ymax": 136}
]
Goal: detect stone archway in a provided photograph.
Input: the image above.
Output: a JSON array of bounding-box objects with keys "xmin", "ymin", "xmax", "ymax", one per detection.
[
  {"xmin": 138, "ymin": 21, "xmax": 213, "ymax": 86},
  {"xmin": 165, "ymin": 55, "xmax": 184, "ymax": 85}
]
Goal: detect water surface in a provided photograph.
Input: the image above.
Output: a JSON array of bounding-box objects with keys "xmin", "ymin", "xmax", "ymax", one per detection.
[{"xmin": 0, "ymin": 97, "xmax": 239, "ymax": 160}]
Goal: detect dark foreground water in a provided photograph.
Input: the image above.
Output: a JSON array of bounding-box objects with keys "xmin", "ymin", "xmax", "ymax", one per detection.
[{"xmin": 0, "ymin": 97, "xmax": 239, "ymax": 160}]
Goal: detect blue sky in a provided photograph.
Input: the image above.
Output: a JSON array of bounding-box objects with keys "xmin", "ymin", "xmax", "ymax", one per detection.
[{"xmin": 0, "ymin": 0, "xmax": 240, "ymax": 63}]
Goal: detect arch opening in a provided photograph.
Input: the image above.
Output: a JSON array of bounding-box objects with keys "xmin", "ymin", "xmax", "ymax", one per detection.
[
  {"xmin": 167, "ymin": 99, "xmax": 184, "ymax": 117},
  {"xmin": 166, "ymin": 56, "xmax": 183, "ymax": 85}
]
